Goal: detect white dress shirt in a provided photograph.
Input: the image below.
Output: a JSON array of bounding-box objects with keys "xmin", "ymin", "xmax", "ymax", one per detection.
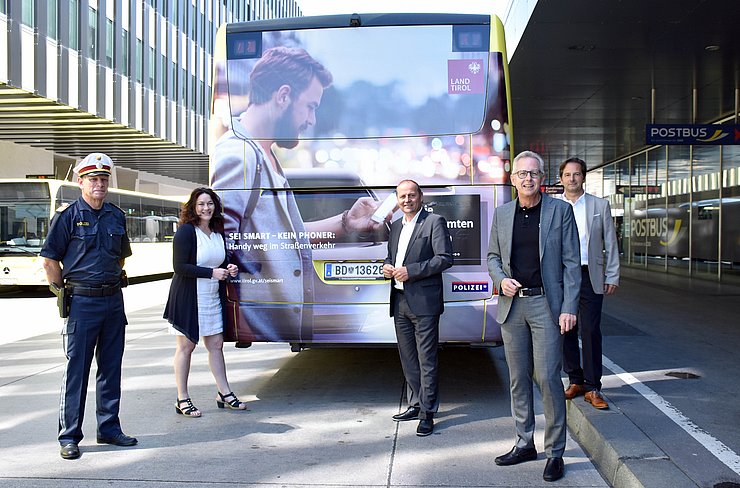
[{"xmin": 393, "ymin": 210, "xmax": 421, "ymax": 290}]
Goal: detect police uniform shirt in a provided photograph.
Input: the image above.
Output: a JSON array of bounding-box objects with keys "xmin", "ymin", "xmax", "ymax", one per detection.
[{"xmin": 41, "ymin": 197, "xmax": 132, "ymax": 285}]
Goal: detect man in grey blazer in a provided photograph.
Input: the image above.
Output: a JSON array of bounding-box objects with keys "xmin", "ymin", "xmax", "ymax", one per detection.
[
  {"xmin": 559, "ymin": 158, "xmax": 620, "ymax": 410},
  {"xmin": 383, "ymin": 180, "xmax": 453, "ymax": 437},
  {"xmin": 487, "ymin": 151, "xmax": 581, "ymax": 482}
]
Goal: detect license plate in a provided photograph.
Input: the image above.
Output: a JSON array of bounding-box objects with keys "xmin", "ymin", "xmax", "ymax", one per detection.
[{"xmin": 324, "ymin": 262, "xmax": 385, "ymax": 281}]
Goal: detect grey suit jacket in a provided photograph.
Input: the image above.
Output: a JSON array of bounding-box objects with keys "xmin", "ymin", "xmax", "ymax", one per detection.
[
  {"xmin": 384, "ymin": 209, "xmax": 453, "ymax": 317},
  {"xmin": 487, "ymin": 193, "xmax": 581, "ymax": 324},
  {"xmin": 583, "ymin": 193, "xmax": 620, "ymax": 294}
]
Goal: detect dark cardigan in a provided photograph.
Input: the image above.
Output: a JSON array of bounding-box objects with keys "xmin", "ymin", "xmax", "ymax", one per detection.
[{"xmin": 163, "ymin": 223, "xmax": 229, "ymax": 344}]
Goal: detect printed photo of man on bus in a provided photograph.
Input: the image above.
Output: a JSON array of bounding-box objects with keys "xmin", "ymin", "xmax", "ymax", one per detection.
[{"xmin": 210, "ymin": 46, "xmax": 390, "ymax": 343}]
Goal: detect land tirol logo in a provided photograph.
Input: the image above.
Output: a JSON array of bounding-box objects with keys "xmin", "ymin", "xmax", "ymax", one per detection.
[{"xmin": 448, "ymin": 59, "xmax": 485, "ymax": 95}]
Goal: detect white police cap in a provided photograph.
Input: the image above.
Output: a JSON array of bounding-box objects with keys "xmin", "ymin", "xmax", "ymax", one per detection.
[{"xmin": 74, "ymin": 153, "xmax": 114, "ymax": 177}]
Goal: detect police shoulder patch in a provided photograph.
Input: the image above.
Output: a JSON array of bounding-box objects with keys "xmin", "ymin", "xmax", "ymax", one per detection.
[{"xmin": 55, "ymin": 203, "xmax": 71, "ymax": 213}]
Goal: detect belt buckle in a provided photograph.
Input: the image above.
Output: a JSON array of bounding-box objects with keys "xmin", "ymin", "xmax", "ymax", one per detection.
[{"xmin": 517, "ymin": 288, "xmax": 528, "ymax": 298}]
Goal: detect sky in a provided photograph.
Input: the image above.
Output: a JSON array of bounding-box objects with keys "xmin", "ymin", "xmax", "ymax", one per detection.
[{"xmin": 296, "ymin": 0, "xmax": 508, "ymax": 18}]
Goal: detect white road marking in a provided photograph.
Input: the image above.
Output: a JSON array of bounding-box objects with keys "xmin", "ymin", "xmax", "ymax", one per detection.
[{"xmin": 603, "ymin": 354, "xmax": 740, "ymax": 475}]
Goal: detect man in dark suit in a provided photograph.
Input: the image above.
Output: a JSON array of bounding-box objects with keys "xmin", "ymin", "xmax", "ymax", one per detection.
[
  {"xmin": 383, "ymin": 180, "xmax": 453, "ymax": 437},
  {"xmin": 487, "ymin": 151, "xmax": 581, "ymax": 482},
  {"xmin": 559, "ymin": 157, "xmax": 620, "ymax": 410}
]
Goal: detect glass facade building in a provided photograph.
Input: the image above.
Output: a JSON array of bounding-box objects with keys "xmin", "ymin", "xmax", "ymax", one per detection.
[
  {"xmin": 583, "ymin": 115, "xmax": 740, "ymax": 284},
  {"xmin": 0, "ymin": 0, "xmax": 302, "ymax": 185}
]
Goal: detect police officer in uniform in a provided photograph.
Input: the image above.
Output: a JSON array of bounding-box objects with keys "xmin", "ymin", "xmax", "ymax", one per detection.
[{"xmin": 41, "ymin": 153, "xmax": 137, "ymax": 460}]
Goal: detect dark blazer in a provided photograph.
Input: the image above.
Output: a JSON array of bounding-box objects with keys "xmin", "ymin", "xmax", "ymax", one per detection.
[
  {"xmin": 487, "ymin": 193, "xmax": 581, "ymax": 324},
  {"xmin": 163, "ymin": 223, "xmax": 229, "ymax": 344},
  {"xmin": 384, "ymin": 209, "xmax": 453, "ymax": 317}
]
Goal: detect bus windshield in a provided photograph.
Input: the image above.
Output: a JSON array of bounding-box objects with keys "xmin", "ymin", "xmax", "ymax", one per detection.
[
  {"xmin": 0, "ymin": 182, "xmax": 51, "ymax": 252},
  {"xmin": 220, "ymin": 22, "xmax": 493, "ymax": 140}
]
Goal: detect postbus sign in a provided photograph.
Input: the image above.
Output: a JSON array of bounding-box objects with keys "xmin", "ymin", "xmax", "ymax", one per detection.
[{"xmin": 646, "ymin": 124, "xmax": 740, "ymax": 145}]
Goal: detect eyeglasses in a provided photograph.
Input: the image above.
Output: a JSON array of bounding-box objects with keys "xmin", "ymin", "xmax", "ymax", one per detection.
[{"xmin": 514, "ymin": 170, "xmax": 543, "ymax": 179}]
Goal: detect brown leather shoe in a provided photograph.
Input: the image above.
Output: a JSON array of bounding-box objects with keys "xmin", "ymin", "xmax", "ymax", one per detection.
[
  {"xmin": 585, "ymin": 390, "xmax": 609, "ymax": 409},
  {"xmin": 564, "ymin": 384, "xmax": 587, "ymax": 400}
]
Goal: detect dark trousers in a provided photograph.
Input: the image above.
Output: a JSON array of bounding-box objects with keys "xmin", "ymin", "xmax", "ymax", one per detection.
[
  {"xmin": 59, "ymin": 292, "xmax": 127, "ymax": 444},
  {"xmin": 563, "ymin": 267, "xmax": 604, "ymax": 390},
  {"xmin": 393, "ymin": 293, "xmax": 440, "ymax": 420}
]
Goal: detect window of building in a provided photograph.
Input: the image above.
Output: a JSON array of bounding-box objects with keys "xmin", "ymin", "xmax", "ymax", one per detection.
[
  {"xmin": 191, "ymin": 3, "xmax": 197, "ymax": 39},
  {"xmin": 69, "ymin": 0, "xmax": 79, "ymax": 50},
  {"xmin": 122, "ymin": 29, "xmax": 129, "ymax": 76},
  {"xmin": 180, "ymin": 67, "xmax": 186, "ymax": 105},
  {"xmin": 136, "ymin": 39, "xmax": 143, "ymax": 83},
  {"xmin": 160, "ymin": 53, "xmax": 167, "ymax": 94},
  {"xmin": 106, "ymin": 18, "xmax": 113, "ymax": 68},
  {"xmin": 21, "ymin": 0, "xmax": 34, "ymax": 27},
  {"xmin": 148, "ymin": 46, "xmax": 155, "ymax": 89},
  {"xmin": 47, "ymin": 0, "xmax": 58, "ymax": 39},
  {"xmin": 0, "ymin": 1, "xmax": 7, "ymax": 15},
  {"xmin": 191, "ymin": 73, "xmax": 196, "ymax": 111},
  {"xmin": 88, "ymin": 6, "xmax": 97, "ymax": 60},
  {"xmin": 169, "ymin": 60, "xmax": 175, "ymax": 99}
]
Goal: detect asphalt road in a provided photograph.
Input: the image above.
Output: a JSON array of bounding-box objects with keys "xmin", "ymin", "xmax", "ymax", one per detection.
[
  {"xmin": 0, "ymin": 280, "xmax": 606, "ymax": 487},
  {"xmin": 2, "ymin": 269, "xmax": 739, "ymax": 487}
]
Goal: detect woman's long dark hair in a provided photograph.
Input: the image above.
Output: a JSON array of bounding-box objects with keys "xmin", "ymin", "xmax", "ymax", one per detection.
[{"xmin": 179, "ymin": 187, "xmax": 225, "ymax": 233}]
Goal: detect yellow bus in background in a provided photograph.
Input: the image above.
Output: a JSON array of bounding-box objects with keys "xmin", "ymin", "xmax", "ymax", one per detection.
[{"xmin": 0, "ymin": 178, "xmax": 182, "ymax": 286}]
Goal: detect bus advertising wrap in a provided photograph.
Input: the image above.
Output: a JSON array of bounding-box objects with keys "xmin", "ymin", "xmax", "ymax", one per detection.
[{"xmin": 209, "ymin": 16, "xmax": 512, "ymax": 345}]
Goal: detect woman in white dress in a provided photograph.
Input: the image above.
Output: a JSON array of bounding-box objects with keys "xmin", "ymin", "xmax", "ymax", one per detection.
[{"xmin": 163, "ymin": 187, "xmax": 247, "ymax": 417}]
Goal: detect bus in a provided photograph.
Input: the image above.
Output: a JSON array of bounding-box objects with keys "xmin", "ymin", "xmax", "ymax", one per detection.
[
  {"xmin": 0, "ymin": 179, "xmax": 182, "ymax": 286},
  {"xmin": 209, "ymin": 13, "xmax": 513, "ymax": 348}
]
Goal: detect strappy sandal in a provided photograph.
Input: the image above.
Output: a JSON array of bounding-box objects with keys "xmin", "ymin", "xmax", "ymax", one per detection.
[
  {"xmin": 216, "ymin": 391, "xmax": 248, "ymax": 410},
  {"xmin": 175, "ymin": 398, "xmax": 202, "ymax": 417}
]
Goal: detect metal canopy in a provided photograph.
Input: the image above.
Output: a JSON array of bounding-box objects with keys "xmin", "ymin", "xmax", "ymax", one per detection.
[
  {"xmin": 508, "ymin": 0, "xmax": 740, "ymax": 178},
  {"xmin": 0, "ymin": 84, "xmax": 209, "ymax": 183}
]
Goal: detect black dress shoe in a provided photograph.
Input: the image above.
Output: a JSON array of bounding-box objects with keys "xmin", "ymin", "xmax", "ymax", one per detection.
[
  {"xmin": 494, "ymin": 446, "xmax": 538, "ymax": 466},
  {"xmin": 97, "ymin": 433, "xmax": 138, "ymax": 447},
  {"xmin": 543, "ymin": 456, "xmax": 564, "ymax": 482},
  {"xmin": 392, "ymin": 406, "xmax": 420, "ymax": 421},
  {"xmin": 60, "ymin": 442, "xmax": 80, "ymax": 460},
  {"xmin": 416, "ymin": 418, "xmax": 434, "ymax": 436}
]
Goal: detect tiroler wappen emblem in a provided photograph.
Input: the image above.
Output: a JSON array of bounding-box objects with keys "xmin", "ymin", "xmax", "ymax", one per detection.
[{"xmin": 468, "ymin": 61, "xmax": 481, "ymax": 75}]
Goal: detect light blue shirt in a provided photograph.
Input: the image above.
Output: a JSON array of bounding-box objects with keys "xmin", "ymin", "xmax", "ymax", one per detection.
[{"xmin": 561, "ymin": 192, "xmax": 588, "ymax": 265}]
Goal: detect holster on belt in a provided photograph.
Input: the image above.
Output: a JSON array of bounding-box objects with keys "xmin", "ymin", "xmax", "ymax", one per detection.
[
  {"xmin": 50, "ymin": 283, "xmax": 71, "ymax": 318},
  {"xmin": 120, "ymin": 270, "xmax": 129, "ymax": 288}
]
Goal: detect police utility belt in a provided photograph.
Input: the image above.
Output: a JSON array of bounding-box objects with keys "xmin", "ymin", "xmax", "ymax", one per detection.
[
  {"xmin": 66, "ymin": 282, "xmax": 122, "ymax": 296},
  {"xmin": 50, "ymin": 272, "xmax": 128, "ymax": 318}
]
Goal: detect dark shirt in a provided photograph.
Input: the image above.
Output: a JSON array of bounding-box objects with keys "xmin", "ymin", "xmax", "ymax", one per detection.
[
  {"xmin": 41, "ymin": 197, "xmax": 132, "ymax": 285},
  {"xmin": 510, "ymin": 196, "xmax": 543, "ymax": 288}
]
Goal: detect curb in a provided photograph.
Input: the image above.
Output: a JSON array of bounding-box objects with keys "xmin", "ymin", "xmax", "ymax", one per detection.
[{"xmin": 567, "ymin": 394, "xmax": 696, "ymax": 487}]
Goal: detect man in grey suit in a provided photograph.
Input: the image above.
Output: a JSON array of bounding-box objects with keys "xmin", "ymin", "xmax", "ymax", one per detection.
[
  {"xmin": 383, "ymin": 180, "xmax": 453, "ymax": 437},
  {"xmin": 559, "ymin": 158, "xmax": 620, "ymax": 410},
  {"xmin": 487, "ymin": 151, "xmax": 581, "ymax": 482}
]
